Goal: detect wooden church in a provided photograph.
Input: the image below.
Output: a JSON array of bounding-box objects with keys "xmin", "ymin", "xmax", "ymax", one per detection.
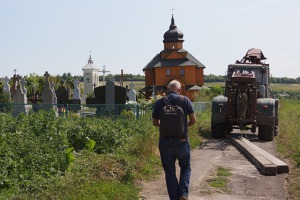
[{"xmin": 140, "ymin": 15, "xmax": 205, "ymax": 101}]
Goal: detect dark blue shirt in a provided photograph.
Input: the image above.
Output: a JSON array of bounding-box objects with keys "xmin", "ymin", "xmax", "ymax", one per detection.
[{"xmin": 152, "ymin": 91, "xmax": 194, "ymax": 136}]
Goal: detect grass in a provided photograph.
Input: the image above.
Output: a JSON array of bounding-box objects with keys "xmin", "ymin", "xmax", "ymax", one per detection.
[
  {"xmin": 207, "ymin": 167, "xmax": 231, "ymax": 193},
  {"xmin": 270, "ymin": 83, "xmax": 300, "ymax": 93},
  {"xmin": 275, "ymin": 99, "xmax": 300, "ymax": 199}
]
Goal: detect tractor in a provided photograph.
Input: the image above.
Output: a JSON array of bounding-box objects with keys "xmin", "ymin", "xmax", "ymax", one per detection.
[{"xmin": 211, "ymin": 48, "xmax": 279, "ymax": 141}]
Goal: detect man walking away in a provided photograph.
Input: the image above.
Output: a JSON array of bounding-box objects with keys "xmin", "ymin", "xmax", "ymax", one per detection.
[{"xmin": 152, "ymin": 80, "xmax": 196, "ymax": 200}]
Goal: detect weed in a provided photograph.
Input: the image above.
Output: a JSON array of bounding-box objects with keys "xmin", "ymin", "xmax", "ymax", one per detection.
[{"xmin": 207, "ymin": 167, "xmax": 231, "ymax": 193}]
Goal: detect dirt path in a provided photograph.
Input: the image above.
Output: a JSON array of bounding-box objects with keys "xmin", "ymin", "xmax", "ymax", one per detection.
[{"xmin": 140, "ymin": 132, "xmax": 290, "ymax": 200}]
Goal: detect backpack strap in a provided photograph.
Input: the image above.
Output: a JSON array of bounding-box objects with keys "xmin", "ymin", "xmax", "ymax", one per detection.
[
  {"xmin": 162, "ymin": 96, "xmax": 171, "ymax": 106},
  {"xmin": 163, "ymin": 95, "xmax": 184, "ymax": 106},
  {"xmin": 176, "ymin": 95, "xmax": 184, "ymax": 106}
]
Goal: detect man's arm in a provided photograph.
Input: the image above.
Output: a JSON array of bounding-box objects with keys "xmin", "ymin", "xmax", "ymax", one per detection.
[
  {"xmin": 153, "ymin": 118, "xmax": 160, "ymax": 127},
  {"xmin": 187, "ymin": 113, "xmax": 196, "ymax": 127}
]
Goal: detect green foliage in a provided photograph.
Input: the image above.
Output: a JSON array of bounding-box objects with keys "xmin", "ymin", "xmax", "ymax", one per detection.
[
  {"xmin": 0, "ymin": 104, "xmax": 208, "ymax": 199},
  {"xmin": 0, "ymin": 83, "xmax": 12, "ymax": 112},
  {"xmin": 0, "ymin": 111, "xmax": 69, "ymax": 198},
  {"xmin": 275, "ymin": 99, "xmax": 300, "ymax": 199},
  {"xmin": 204, "ymin": 74, "xmax": 225, "ymax": 82},
  {"xmin": 217, "ymin": 167, "xmax": 231, "ymax": 177},
  {"xmin": 0, "ymin": 111, "xmax": 159, "ymax": 199},
  {"xmin": 194, "ymin": 85, "xmax": 224, "ymax": 102}
]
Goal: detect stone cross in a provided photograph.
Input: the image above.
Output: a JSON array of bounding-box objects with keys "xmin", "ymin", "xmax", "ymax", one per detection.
[
  {"xmin": 13, "ymin": 75, "xmax": 28, "ymax": 116},
  {"xmin": 44, "ymin": 71, "xmax": 50, "ymax": 81},
  {"xmin": 42, "ymin": 71, "xmax": 57, "ymax": 111},
  {"xmin": 127, "ymin": 81, "xmax": 137, "ymax": 102}
]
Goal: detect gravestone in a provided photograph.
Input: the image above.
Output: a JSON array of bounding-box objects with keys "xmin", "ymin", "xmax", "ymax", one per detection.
[
  {"xmin": 106, "ymin": 80, "xmax": 115, "ymax": 104},
  {"xmin": 55, "ymin": 81, "xmax": 69, "ymax": 102},
  {"xmin": 13, "ymin": 76, "xmax": 29, "ymax": 116},
  {"xmin": 42, "ymin": 72, "xmax": 57, "ymax": 111},
  {"xmin": 3, "ymin": 76, "xmax": 11, "ymax": 97},
  {"xmin": 86, "ymin": 81, "xmax": 127, "ymax": 116},
  {"xmin": 55, "ymin": 81, "xmax": 81, "ymax": 113},
  {"xmin": 127, "ymin": 81, "xmax": 137, "ymax": 102},
  {"xmin": 73, "ymin": 79, "xmax": 81, "ymax": 100}
]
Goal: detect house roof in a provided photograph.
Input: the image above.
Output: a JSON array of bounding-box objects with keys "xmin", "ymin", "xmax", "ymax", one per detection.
[{"xmin": 143, "ymin": 51, "xmax": 206, "ymax": 71}]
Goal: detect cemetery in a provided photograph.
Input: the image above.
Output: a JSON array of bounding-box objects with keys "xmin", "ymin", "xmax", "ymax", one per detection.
[{"xmin": 0, "ymin": 67, "xmax": 206, "ymax": 119}]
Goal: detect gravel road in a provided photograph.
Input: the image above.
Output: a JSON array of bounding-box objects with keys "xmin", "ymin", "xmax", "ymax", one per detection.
[{"xmin": 140, "ymin": 131, "xmax": 290, "ymax": 200}]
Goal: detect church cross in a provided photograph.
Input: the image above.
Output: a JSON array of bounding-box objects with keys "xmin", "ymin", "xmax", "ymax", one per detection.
[{"xmin": 99, "ymin": 65, "xmax": 110, "ymax": 85}]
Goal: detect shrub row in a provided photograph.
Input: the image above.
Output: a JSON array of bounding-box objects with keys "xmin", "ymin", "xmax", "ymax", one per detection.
[{"xmin": 0, "ymin": 110, "xmax": 156, "ymax": 198}]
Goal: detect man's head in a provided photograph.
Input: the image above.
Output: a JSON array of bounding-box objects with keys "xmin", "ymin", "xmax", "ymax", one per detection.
[{"xmin": 168, "ymin": 80, "xmax": 181, "ymax": 93}]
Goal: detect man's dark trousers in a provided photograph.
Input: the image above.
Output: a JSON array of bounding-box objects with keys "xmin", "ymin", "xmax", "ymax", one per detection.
[{"xmin": 159, "ymin": 136, "xmax": 191, "ymax": 200}]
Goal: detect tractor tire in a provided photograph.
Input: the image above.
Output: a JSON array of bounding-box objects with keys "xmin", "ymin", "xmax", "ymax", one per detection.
[
  {"xmin": 227, "ymin": 123, "xmax": 233, "ymax": 134},
  {"xmin": 258, "ymin": 125, "xmax": 275, "ymax": 141},
  {"xmin": 211, "ymin": 122, "xmax": 227, "ymax": 138},
  {"xmin": 274, "ymin": 126, "xmax": 279, "ymax": 136}
]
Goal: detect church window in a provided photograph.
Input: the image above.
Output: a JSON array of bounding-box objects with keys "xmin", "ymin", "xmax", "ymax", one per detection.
[
  {"xmin": 166, "ymin": 69, "xmax": 171, "ymax": 76},
  {"xmin": 180, "ymin": 68, "xmax": 185, "ymax": 76}
]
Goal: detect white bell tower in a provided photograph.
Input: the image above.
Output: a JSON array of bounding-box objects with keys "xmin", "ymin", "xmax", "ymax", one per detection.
[{"xmin": 82, "ymin": 54, "xmax": 99, "ymax": 95}]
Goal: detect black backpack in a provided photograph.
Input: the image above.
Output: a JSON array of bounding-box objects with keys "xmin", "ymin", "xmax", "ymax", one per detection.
[{"xmin": 159, "ymin": 95, "xmax": 185, "ymax": 137}]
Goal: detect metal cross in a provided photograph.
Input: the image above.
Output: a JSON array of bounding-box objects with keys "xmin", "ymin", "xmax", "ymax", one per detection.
[{"xmin": 99, "ymin": 65, "xmax": 110, "ymax": 85}]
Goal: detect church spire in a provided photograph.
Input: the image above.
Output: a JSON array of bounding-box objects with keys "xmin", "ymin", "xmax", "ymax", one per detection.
[
  {"xmin": 163, "ymin": 14, "xmax": 184, "ymax": 43},
  {"xmin": 88, "ymin": 53, "xmax": 93, "ymax": 64}
]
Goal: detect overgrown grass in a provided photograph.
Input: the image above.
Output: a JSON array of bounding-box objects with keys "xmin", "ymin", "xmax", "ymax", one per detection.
[
  {"xmin": 0, "ymin": 110, "xmax": 160, "ymax": 199},
  {"xmin": 275, "ymin": 99, "xmax": 300, "ymax": 199}
]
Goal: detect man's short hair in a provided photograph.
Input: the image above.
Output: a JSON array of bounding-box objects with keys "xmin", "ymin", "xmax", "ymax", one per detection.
[{"xmin": 169, "ymin": 80, "xmax": 181, "ymax": 90}]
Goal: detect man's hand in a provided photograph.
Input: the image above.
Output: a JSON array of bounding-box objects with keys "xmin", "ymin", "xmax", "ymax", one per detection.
[
  {"xmin": 187, "ymin": 113, "xmax": 196, "ymax": 127},
  {"xmin": 153, "ymin": 118, "xmax": 160, "ymax": 127}
]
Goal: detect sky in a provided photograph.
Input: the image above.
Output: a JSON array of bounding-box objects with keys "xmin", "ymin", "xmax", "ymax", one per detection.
[{"xmin": 0, "ymin": 0, "xmax": 300, "ymax": 78}]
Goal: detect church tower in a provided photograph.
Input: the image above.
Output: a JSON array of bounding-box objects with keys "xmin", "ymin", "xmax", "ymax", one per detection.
[
  {"xmin": 82, "ymin": 54, "xmax": 99, "ymax": 95},
  {"xmin": 141, "ymin": 15, "xmax": 206, "ymax": 101}
]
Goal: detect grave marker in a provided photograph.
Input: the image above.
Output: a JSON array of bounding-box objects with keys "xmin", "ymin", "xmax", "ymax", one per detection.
[
  {"xmin": 42, "ymin": 71, "xmax": 57, "ymax": 111},
  {"xmin": 127, "ymin": 81, "xmax": 137, "ymax": 102}
]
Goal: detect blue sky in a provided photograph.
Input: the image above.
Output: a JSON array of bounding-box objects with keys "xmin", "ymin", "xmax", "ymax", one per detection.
[{"xmin": 0, "ymin": 0, "xmax": 299, "ymax": 78}]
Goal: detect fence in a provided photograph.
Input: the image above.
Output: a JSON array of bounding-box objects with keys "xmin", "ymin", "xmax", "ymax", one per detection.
[{"xmin": 0, "ymin": 102, "xmax": 207, "ymax": 119}]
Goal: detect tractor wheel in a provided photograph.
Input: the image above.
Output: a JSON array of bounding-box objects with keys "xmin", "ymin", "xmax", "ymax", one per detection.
[
  {"xmin": 227, "ymin": 123, "xmax": 233, "ymax": 134},
  {"xmin": 258, "ymin": 125, "xmax": 274, "ymax": 141},
  {"xmin": 211, "ymin": 122, "xmax": 227, "ymax": 138},
  {"xmin": 274, "ymin": 126, "xmax": 279, "ymax": 136}
]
